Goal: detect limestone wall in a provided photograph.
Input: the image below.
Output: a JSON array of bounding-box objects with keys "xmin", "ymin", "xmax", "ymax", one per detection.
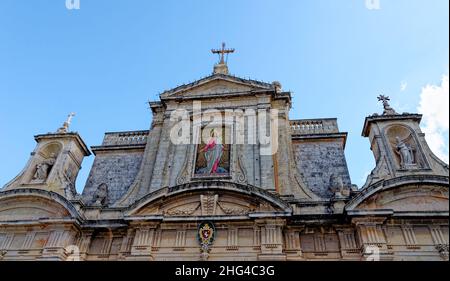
[
  {"xmin": 82, "ymin": 131, "xmax": 147, "ymax": 206},
  {"xmin": 293, "ymin": 137, "xmax": 352, "ymax": 198},
  {"xmin": 1, "ymin": 219, "xmax": 447, "ymax": 261}
]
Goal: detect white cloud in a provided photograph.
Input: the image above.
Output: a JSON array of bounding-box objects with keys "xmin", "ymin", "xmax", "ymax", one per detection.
[
  {"xmin": 400, "ymin": 81, "xmax": 408, "ymax": 91},
  {"xmin": 418, "ymin": 74, "xmax": 449, "ymax": 163}
]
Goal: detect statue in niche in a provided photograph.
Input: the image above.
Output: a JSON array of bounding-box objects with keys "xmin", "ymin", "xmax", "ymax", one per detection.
[
  {"xmin": 329, "ymin": 174, "xmax": 350, "ymax": 197},
  {"xmin": 93, "ymin": 183, "xmax": 109, "ymax": 206},
  {"xmin": 395, "ymin": 136, "xmax": 415, "ymax": 169},
  {"xmin": 32, "ymin": 153, "xmax": 57, "ymax": 182}
]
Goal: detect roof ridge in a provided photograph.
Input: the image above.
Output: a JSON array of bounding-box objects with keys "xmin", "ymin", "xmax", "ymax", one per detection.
[{"xmin": 159, "ymin": 73, "xmax": 274, "ymax": 97}]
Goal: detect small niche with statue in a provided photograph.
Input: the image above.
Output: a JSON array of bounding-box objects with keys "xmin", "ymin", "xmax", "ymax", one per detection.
[
  {"xmin": 30, "ymin": 142, "xmax": 62, "ymax": 183},
  {"xmin": 385, "ymin": 125, "xmax": 426, "ymax": 170}
]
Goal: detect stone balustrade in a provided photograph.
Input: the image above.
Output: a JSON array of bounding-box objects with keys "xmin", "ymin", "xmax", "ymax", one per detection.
[
  {"xmin": 102, "ymin": 130, "xmax": 149, "ymax": 146},
  {"xmin": 290, "ymin": 118, "xmax": 339, "ymax": 135}
]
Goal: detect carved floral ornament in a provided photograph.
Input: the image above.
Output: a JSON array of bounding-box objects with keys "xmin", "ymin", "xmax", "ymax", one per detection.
[{"xmin": 163, "ymin": 193, "xmax": 255, "ymax": 217}]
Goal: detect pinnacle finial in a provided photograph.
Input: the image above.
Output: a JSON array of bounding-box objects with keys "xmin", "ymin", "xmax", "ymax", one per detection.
[
  {"xmin": 57, "ymin": 112, "xmax": 76, "ymax": 133},
  {"xmin": 377, "ymin": 95, "xmax": 397, "ymax": 115},
  {"xmin": 211, "ymin": 42, "xmax": 235, "ymax": 74}
]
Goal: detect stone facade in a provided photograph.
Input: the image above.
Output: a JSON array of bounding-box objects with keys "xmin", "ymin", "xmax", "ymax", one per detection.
[{"xmin": 0, "ymin": 59, "xmax": 448, "ymax": 261}]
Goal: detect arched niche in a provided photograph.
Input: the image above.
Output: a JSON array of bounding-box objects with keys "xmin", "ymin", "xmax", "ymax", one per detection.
[
  {"xmin": 39, "ymin": 142, "xmax": 63, "ymax": 158},
  {"xmin": 28, "ymin": 142, "xmax": 63, "ymax": 183},
  {"xmin": 384, "ymin": 124, "xmax": 426, "ymax": 170}
]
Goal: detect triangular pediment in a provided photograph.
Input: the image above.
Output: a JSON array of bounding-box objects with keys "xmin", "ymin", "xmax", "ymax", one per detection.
[{"xmin": 160, "ymin": 73, "xmax": 274, "ymax": 100}]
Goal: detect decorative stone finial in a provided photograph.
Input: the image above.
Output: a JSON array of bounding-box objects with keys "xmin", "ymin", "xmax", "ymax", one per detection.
[
  {"xmin": 211, "ymin": 42, "xmax": 235, "ymax": 75},
  {"xmin": 377, "ymin": 95, "xmax": 398, "ymax": 115},
  {"xmin": 272, "ymin": 81, "xmax": 282, "ymax": 93},
  {"xmin": 57, "ymin": 112, "xmax": 76, "ymax": 134}
]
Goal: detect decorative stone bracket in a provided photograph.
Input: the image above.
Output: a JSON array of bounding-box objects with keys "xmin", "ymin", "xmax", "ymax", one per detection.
[
  {"xmin": 352, "ymin": 217, "xmax": 393, "ymax": 261},
  {"xmin": 256, "ymin": 218, "xmax": 286, "ymax": 261}
]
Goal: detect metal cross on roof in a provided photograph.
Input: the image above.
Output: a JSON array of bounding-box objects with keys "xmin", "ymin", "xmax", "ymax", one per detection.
[{"xmin": 211, "ymin": 42, "xmax": 235, "ymax": 64}]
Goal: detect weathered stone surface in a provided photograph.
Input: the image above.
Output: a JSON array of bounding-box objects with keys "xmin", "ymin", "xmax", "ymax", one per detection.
[
  {"xmin": 293, "ymin": 138, "xmax": 351, "ymax": 198},
  {"xmin": 0, "ymin": 63, "xmax": 448, "ymax": 261},
  {"xmin": 82, "ymin": 151, "xmax": 144, "ymax": 205}
]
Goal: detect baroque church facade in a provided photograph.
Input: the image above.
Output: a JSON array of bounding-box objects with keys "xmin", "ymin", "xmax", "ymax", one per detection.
[{"xmin": 0, "ymin": 46, "xmax": 449, "ymax": 261}]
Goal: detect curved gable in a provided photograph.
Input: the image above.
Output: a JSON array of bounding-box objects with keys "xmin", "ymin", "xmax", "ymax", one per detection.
[
  {"xmin": 355, "ymin": 185, "xmax": 448, "ymax": 212},
  {"xmin": 346, "ymin": 175, "xmax": 449, "ymax": 215},
  {"xmin": 0, "ymin": 189, "xmax": 82, "ymax": 222},
  {"xmin": 125, "ymin": 181, "xmax": 292, "ymax": 219}
]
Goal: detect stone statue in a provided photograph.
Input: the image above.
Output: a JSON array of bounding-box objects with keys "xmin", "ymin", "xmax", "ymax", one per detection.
[
  {"xmin": 272, "ymin": 81, "xmax": 282, "ymax": 93},
  {"xmin": 32, "ymin": 154, "xmax": 57, "ymax": 181},
  {"xmin": 62, "ymin": 166, "xmax": 77, "ymax": 198},
  {"xmin": 93, "ymin": 183, "xmax": 109, "ymax": 206},
  {"xmin": 57, "ymin": 112, "xmax": 76, "ymax": 134},
  {"xmin": 395, "ymin": 137, "xmax": 414, "ymax": 168},
  {"xmin": 329, "ymin": 174, "xmax": 350, "ymax": 197}
]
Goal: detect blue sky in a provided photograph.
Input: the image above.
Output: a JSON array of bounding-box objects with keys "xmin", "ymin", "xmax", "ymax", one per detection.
[{"xmin": 0, "ymin": 0, "xmax": 448, "ymax": 193}]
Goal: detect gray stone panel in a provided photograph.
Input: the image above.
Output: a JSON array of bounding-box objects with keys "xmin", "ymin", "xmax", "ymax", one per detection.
[
  {"xmin": 293, "ymin": 140, "xmax": 352, "ymax": 198},
  {"xmin": 82, "ymin": 151, "xmax": 144, "ymax": 205}
]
